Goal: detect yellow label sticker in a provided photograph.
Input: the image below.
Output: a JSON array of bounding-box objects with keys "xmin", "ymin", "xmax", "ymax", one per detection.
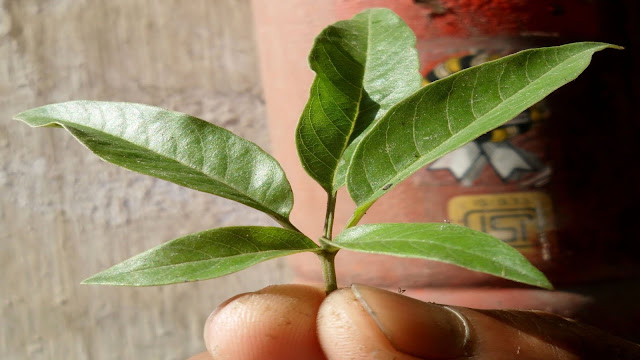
[{"xmin": 448, "ymin": 192, "xmax": 555, "ymax": 251}]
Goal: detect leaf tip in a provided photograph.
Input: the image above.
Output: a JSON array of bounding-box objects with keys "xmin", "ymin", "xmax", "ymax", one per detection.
[
  {"xmin": 81, "ymin": 270, "xmax": 126, "ymax": 286},
  {"xmin": 81, "ymin": 273, "xmax": 107, "ymax": 285},
  {"xmin": 594, "ymin": 42, "xmax": 624, "ymax": 51},
  {"xmin": 539, "ymin": 277, "xmax": 554, "ymax": 290},
  {"xmin": 12, "ymin": 110, "xmax": 31, "ymax": 123},
  {"xmin": 13, "ymin": 107, "xmax": 63, "ymax": 128},
  {"xmin": 527, "ymin": 269, "xmax": 553, "ymax": 290}
]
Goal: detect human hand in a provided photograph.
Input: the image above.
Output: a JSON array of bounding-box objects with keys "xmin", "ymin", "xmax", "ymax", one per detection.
[{"xmin": 188, "ymin": 284, "xmax": 639, "ymax": 359}]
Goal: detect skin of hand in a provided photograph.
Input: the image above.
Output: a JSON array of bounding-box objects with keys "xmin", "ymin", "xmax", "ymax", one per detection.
[{"xmin": 188, "ymin": 284, "xmax": 640, "ymax": 360}]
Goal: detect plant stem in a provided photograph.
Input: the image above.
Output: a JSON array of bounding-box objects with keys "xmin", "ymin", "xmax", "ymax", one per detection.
[
  {"xmin": 319, "ymin": 191, "xmax": 339, "ymax": 294},
  {"xmin": 322, "ymin": 191, "xmax": 337, "ymax": 240},
  {"xmin": 318, "ymin": 249, "xmax": 338, "ymax": 294}
]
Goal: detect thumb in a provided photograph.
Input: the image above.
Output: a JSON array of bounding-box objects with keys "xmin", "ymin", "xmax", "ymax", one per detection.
[{"xmin": 317, "ymin": 284, "xmax": 640, "ymax": 360}]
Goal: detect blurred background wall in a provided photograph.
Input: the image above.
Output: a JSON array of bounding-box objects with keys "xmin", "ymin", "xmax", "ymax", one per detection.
[{"xmin": 0, "ymin": 1, "xmax": 291, "ymax": 358}]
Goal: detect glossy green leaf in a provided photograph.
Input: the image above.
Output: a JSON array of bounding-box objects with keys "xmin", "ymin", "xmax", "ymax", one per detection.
[
  {"xmin": 296, "ymin": 8, "xmax": 422, "ymax": 193},
  {"xmin": 83, "ymin": 226, "xmax": 319, "ymax": 286},
  {"xmin": 346, "ymin": 42, "xmax": 620, "ymax": 224},
  {"xmin": 14, "ymin": 101, "xmax": 295, "ymax": 226},
  {"xmin": 331, "ymin": 223, "xmax": 552, "ymax": 289}
]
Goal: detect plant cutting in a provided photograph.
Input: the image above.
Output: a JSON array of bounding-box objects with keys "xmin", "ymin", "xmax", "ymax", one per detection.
[{"xmin": 13, "ymin": 8, "xmax": 618, "ymax": 295}]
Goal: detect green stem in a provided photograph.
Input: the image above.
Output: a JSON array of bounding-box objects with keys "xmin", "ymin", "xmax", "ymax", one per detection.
[
  {"xmin": 318, "ymin": 191, "xmax": 339, "ymax": 294},
  {"xmin": 318, "ymin": 249, "xmax": 338, "ymax": 294},
  {"xmin": 322, "ymin": 191, "xmax": 337, "ymax": 240}
]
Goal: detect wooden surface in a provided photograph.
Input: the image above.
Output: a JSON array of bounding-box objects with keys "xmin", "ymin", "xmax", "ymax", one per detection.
[{"xmin": 0, "ymin": 1, "xmax": 291, "ymax": 359}]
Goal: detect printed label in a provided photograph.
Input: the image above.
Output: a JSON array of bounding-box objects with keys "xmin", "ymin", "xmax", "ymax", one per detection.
[{"xmin": 448, "ymin": 192, "xmax": 555, "ymax": 252}]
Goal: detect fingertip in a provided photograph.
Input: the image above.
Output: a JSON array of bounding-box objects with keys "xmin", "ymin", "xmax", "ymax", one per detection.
[
  {"xmin": 352, "ymin": 284, "xmax": 471, "ymax": 359},
  {"xmin": 204, "ymin": 284, "xmax": 325, "ymax": 360},
  {"xmin": 317, "ymin": 286, "xmax": 414, "ymax": 359},
  {"xmin": 318, "ymin": 285, "xmax": 470, "ymax": 359}
]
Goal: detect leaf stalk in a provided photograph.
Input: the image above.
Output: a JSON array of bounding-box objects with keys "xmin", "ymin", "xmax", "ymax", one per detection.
[{"xmin": 344, "ymin": 202, "xmax": 373, "ymax": 230}]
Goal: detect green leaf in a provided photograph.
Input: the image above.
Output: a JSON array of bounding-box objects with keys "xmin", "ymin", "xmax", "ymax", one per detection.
[
  {"xmin": 296, "ymin": 8, "xmax": 422, "ymax": 193},
  {"xmin": 14, "ymin": 101, "xmax": 295, "ymax": 226},
  {"xmin": 346, "ymin": 42, "xmax": 620, "ymax": 224},
  {"xmin": 331, "ymin": 223, "xmax": 552, "ymax": 289},
  {"xmin": 83, "ymin": 226, "xmax": 319, "ymax": 286}
]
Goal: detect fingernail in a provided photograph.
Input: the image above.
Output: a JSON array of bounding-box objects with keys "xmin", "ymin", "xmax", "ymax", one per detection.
[{"xmin": 351, "ymin": 284, "xmax": 471, "ymax": 359}]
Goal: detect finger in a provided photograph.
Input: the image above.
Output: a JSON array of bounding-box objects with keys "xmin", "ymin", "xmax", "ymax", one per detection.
[
  {"xmin": 318, "ymin": 284, "xmax": 640, "ymax": 360},
  {"xmin": 466, "ymin": 308, "xmax": 640, "ymax": 359},
  {"xmin": 317, "ymin": 285, "xmax": 461, "ymax": 359},
  {"xmin": 203, "ymin": 284, "xmax": 326, "ymax": 360}
]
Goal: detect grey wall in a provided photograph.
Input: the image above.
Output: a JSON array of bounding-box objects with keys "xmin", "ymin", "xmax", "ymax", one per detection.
[{"xmin": 1, "ymin": 1, "xmax": 290, "ymax": 358}]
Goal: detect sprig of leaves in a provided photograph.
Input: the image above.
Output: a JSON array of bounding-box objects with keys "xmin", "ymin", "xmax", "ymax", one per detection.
[{"xmin": 14, "ymin": 8, "xmax": 619, "ymax": 291}]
